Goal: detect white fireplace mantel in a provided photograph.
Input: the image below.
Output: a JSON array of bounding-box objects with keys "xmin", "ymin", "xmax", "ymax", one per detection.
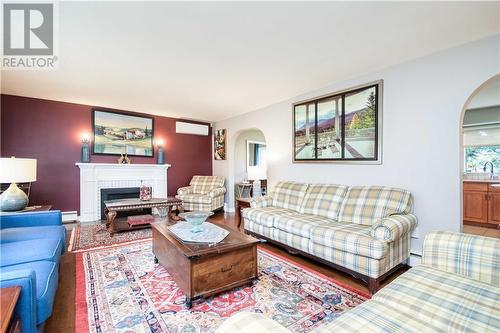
[{"xmin": 76, "ymin": 163, "xmax": 171, "ymax": 222}]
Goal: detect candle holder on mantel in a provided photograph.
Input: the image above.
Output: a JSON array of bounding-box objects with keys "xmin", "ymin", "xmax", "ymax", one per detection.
[
  {"xmin": 80, "ymin": 133, "xmax": 91, "ymax": 163},
  {"xmin": 156, "ymin": 139, "xmax": 165, "ymax": 164}
]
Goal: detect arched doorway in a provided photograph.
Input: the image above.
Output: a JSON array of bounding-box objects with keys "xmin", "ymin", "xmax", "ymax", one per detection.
[
  {"xmin": 232, "ymin": 129, "xmax": 267, "ymax": 205},
  {"xmin": 460, "ymin": 74, "xmax": 500, "ymax": 238}
]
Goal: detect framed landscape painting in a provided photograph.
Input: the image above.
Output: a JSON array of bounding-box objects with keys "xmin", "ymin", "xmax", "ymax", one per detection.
[
  {"xmin": 214, "ymin": 129, "xmax": 226, "ymax": 160},
  {"xmin": 92, "ymin": 109, "xmax": 154, "ymax": 157}
]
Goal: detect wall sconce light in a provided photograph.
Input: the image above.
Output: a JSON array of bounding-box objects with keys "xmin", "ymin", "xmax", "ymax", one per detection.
[
  {"xmin": 156, "ymin": 138, "xmax": 165, "ymax": 165},
  {"xmin": 81, "ymin": 133, "xmax": 91, "ymax": 163}
]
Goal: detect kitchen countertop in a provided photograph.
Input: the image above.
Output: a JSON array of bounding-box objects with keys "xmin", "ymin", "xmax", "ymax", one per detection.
[{"xmin": 463, "ymin": 179, "xmax": 500, "ymax": 183}]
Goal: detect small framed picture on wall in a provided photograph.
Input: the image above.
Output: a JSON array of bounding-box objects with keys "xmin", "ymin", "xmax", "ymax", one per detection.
[{"xmin": 214, "ymin": 129, "xmax": 226, "ymax": 160}]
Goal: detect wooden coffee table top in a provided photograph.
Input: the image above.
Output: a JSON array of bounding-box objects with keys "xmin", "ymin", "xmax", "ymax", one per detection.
[
  {"xmin": 1, "ymin": 286, "xmax": 20, "ymax": 333},
  {"xmin": 152, "ymin": 219, "xmax": 259, "ymax": 259}
]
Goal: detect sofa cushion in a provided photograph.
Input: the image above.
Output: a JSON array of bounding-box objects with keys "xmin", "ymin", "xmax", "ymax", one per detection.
[
  {"xmin": 0, "ymin": 261, "xmax": 59, "ymax": 325},
  {"xmin": 0, "ymin": 239, "xmax": 62, "ymax": 267},
  {"xmin": 242, "ymin": 207, "xmax": 296, "ymax": 228},
  {"xmin": 370, "ymin": 265, "xmax": 499, "ymax": 332},
  {"xmin": 310, "ymin": 222, "xmax": 388, "ymax": 259},
  {"xmin": 190, "ymin": 175, "xmax": 225, "ymax": 194},
  {"xmin": 176, "ymin": 193, "xmax": 212, "ymax": 204},
  {"xmin": 274, "ymin": 213, "xmax": 334, "ymax": 238},
  {"xmin": 338, "ymin": 186, "xmax": 412, "ymax": 225},
  {"xmin": 299, "ymin": 184, "xmax": 348, "ymax": 219},
  {"xmin": 271, "ymin": 181, "xmax": 309, "ymax": 212},
  {"xmin": 0, "ymin": 225, "xmax": 66, "ymax": 244}
]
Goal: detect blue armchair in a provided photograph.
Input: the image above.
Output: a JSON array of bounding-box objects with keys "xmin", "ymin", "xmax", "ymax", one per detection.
[{"xmin": 0, "ymin": 211, "xmax": 65, "ymax": 333}]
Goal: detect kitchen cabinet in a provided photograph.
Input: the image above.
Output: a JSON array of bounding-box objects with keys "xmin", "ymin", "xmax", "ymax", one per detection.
[{"xmin": 463, "ymin": 182, "xmax": 500, "ymax": 225}]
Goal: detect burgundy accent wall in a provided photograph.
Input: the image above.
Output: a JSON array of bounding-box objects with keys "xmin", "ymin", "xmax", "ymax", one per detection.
[{"xmin": 0, "ymin": 94, "xmax": 213, "ymax": 213}]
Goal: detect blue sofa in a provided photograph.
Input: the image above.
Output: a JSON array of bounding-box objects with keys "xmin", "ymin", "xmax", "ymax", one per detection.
[{"xmin": 0, "ymin": 211, "xmax": 66, "ymax": 333}]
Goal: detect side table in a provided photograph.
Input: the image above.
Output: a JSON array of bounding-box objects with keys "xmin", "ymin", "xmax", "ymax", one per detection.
[
  {"xmin": 235, "ymin": 197, "xmax": 252, "ymax": 229},
  {"xmin": 1, "ymin": 286, "xmax": 21, "ymax": 333}
]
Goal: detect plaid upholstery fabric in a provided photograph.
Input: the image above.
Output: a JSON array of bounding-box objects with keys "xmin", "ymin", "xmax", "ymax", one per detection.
[
  {"xmin": 176, "ymin": 176, "xmax": 225, "ymax": 211},
  {"xmin": 422, "ymin": 231, "xmax": 500, "ymax": 287},
  {"xmin": 250, "ymin": 196, "xmax": 273, "ymax": 209},
  {"xmin": 318, "ymin": 265, "xmax": 500, "ymax": 333},
  {"xmin": 299, "ymin": 184, "xmax": 348, "ymax": 219},
  {"xmin": 190, "ymin": 175, "xmax": 225, "ymax": 194},
  {"xmin": 338, "ymin": 186, "xmax": 413, "ymax": 225},
  {"xmin": 216, "ymin": 312, "xmax": 290, "ymax": 333},
  {"xmin": 371, "ymin": 213, "xmax": 417, "ymax": 242},
  {"xmin": 271, "ymin": 181, "xmax": 309, "ymax": 212},
  {"xmin": 242, "ymin": 207, "xmax": 296, "ymax": 228},
  {"xmin": 273, "ymin": 228, "xmax": 311, "ymax": 252},
  {"xmin": 208, "ymin": 187, "xmax": 226, "ymax": 197},
  {"xmin": 310, "ymin": 222, "xmax": 387, "ymax": 259},
  {"xmin": 274, "ymin": 213, "xmax": 333, "ymax": 238},
  {"xmin": 244, "ymin": 219, "xmax": 274, "ymax": 239},
  {"xmin": 176, "ymin": 193, "xmax": 212, "ymax": 204},
  {"xmin": 309, "ymin": 234, "xmax": 410, "ymax": 278},
  {"xmin": 177, "ymin": 186, "xmax": 193, "ymax": 195}
]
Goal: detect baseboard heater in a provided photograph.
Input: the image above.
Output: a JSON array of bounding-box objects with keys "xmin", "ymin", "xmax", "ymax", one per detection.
[{"xmin": 176, "ymin": 121, "xmax": 210, "ymax": 136}]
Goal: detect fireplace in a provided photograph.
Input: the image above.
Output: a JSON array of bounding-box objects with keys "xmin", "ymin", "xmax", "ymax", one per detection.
[
  {"xmin": 100, "ymin": 187, "xmax": 151, "ymax": 220},
  {"xmin": 76, "ymin": 163, "xmax": 170, "ymax": 222}
]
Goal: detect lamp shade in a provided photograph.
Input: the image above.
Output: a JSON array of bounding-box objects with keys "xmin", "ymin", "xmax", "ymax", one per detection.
[
  {"xmin": 247, "ymin": 165, "xmax": 266, "ymax": 181},
  {"xmin": 0, "ymin": 157, "xmax": 37, "ymax": 183}
]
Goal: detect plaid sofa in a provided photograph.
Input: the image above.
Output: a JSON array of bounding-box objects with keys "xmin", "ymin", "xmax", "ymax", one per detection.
[
  {"xmin": 243, "ymin": 182, "xmax": 416, "ymax": 288},
  {"xmin": 175, "ymin": 175, "xmax": 226, "ymax": 211},
  {"xmin": 216, "ymin": 231, "xmax": 500, "ymax": 333}
]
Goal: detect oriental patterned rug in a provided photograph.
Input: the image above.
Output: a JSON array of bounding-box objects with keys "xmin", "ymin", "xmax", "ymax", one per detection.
[
  {"xmin": 68, "ymin": 223, "xmax": 152, "ymax": 252},
  {"xmin": 75, "ymin": 240, "xmax": 369, "ymax": 333}
]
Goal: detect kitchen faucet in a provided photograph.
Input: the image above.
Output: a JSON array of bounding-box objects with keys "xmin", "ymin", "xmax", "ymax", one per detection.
[{"xmin": 483, "ymin": 161, "xmax": 494, "ymax": 179}]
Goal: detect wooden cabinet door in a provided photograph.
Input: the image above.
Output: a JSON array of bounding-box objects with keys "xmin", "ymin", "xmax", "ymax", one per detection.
[
  {"xmin": 463, "ymin": 190, "xmax": 488, "ymax": 223},
  {"xmin": 488, "ymin": 184, "xmax": 500, "ymax": 224}
]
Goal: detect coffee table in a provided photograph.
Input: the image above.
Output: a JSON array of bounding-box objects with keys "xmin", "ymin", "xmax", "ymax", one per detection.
[
  {"xmin": 152, "ymin": 219, "xmax": 259, "ymax": 308},
  {"xmin": 104, "ymin": 197, "xmax": 183, "ymax": 236}
]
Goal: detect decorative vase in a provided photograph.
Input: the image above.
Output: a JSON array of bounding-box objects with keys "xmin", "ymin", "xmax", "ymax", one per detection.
[
  {"xmin": 157, "ymin": 146, "xmax": 165, "ymax": 164},
  {"xmin": 140, "ymin": 182, "xmax": 152, "ymax": 201},
  {"xmin": 81, "ymin": 142, "xmax": 90, "ymax": 163},
  {"xmin": 0, "ymin": 183, "xmax": 28, "ymax": 211}
]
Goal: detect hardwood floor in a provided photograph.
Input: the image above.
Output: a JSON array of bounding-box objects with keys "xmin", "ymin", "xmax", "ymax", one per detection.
[
  {"xmin": 45, "ymin": 211, "xmax": 407, "ymax": 333},
  {"xmin": 463, "ymin": 224, "xmax": 500, "ymax": 238}
]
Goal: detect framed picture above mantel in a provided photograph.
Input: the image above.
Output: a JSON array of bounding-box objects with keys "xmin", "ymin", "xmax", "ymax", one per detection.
[
  {"xmin": 293, "ymin": 80, "xmax": 382, "ymax": 164},
  {"xmin": 92, "ymin": 109, "xmax": 154, "ymax": 157}
]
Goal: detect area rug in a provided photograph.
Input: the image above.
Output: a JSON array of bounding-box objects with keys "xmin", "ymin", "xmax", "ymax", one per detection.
[
  {"xmin": 68, "ymin": 224, "xmax": 151, "ymax": 252},
  {"xmin": 76, "ymin": 240, "xmax": 369, "ymax": 333}
]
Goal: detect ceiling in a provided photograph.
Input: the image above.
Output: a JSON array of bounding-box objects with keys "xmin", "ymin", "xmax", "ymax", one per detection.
[{"xmin": 1, "ymin": 2, "xmax": 499, "ymax": 122}]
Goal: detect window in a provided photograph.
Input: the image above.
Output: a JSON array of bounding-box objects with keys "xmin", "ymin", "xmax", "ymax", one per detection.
[
  {"xmin": 464, "ymin": 146, "xmax": 500, "ymax": 173},
  {"xmin": 293, "ymin": 82, "xmax": 381, "ymax": 162}
]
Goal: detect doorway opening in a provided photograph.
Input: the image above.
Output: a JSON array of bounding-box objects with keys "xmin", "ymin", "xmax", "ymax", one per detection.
[
  {"xmin": 461, "ymin": 75, "xmax": 500, "ymax": 238},
  {"xmin": 233, "ymin": 129, "xmax": 267, "ymax": 203}
]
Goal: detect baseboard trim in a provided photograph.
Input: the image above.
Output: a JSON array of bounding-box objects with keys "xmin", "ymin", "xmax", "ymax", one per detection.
[
  {"xmin": 62, "ymin": 211, "xmax": 78, "ymax": 223},
  {"xmin": 409, "ymin": 253, "xmax": 422, "ymax": 266}
]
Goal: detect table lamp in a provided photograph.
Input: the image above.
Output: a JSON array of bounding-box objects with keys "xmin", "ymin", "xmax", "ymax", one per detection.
[
  {"xmin": 0, "ymin": 157, "xmax": 37, "ymax": 211},
  {"xmin": 247, "ymin": 165, "xmax": 266, "ymax": 197}
]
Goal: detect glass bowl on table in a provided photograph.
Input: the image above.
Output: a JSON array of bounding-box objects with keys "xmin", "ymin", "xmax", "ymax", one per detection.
[{"xmin": 178, "ymin": 211, "xmax": 214, "ymax": 233}]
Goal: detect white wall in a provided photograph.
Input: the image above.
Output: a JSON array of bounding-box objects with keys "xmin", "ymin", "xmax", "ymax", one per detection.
[
  {"xmin": 213, "ymin": 35, "xmax": 500, "ymax": 254},
  {"xmin": 234, "ymin": 129, "xmax": 266, "ymax": 183}
]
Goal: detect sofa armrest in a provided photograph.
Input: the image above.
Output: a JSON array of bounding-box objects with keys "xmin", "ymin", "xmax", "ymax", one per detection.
[
  {"xmin": 216, "ymin": 312, "xmax": 291, "ymax": 333},
  {"xmin": 0, "ymin": 269, "xmax": 37, "ymax": 333},
  {"xmin": 250, "ymin": 196, "xmax": 273, "ymax": 209},
  {"xmin": 177, "ymin": 186, "xmax": 193, "ymax": 196},
  {"xmin": 422, "ymin": 230, "xmax": 500, "ymax": 287},
  {"xmin": 208, "ymin": 187, "xmax": 226, "ymax": 198},
  {"xmin": 0, "ymin": 210, "xmax": 62, "ymax": 229},
  {"xmin": 371, "ymin": 213, "xmax": 417, "ymax": 242}
]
